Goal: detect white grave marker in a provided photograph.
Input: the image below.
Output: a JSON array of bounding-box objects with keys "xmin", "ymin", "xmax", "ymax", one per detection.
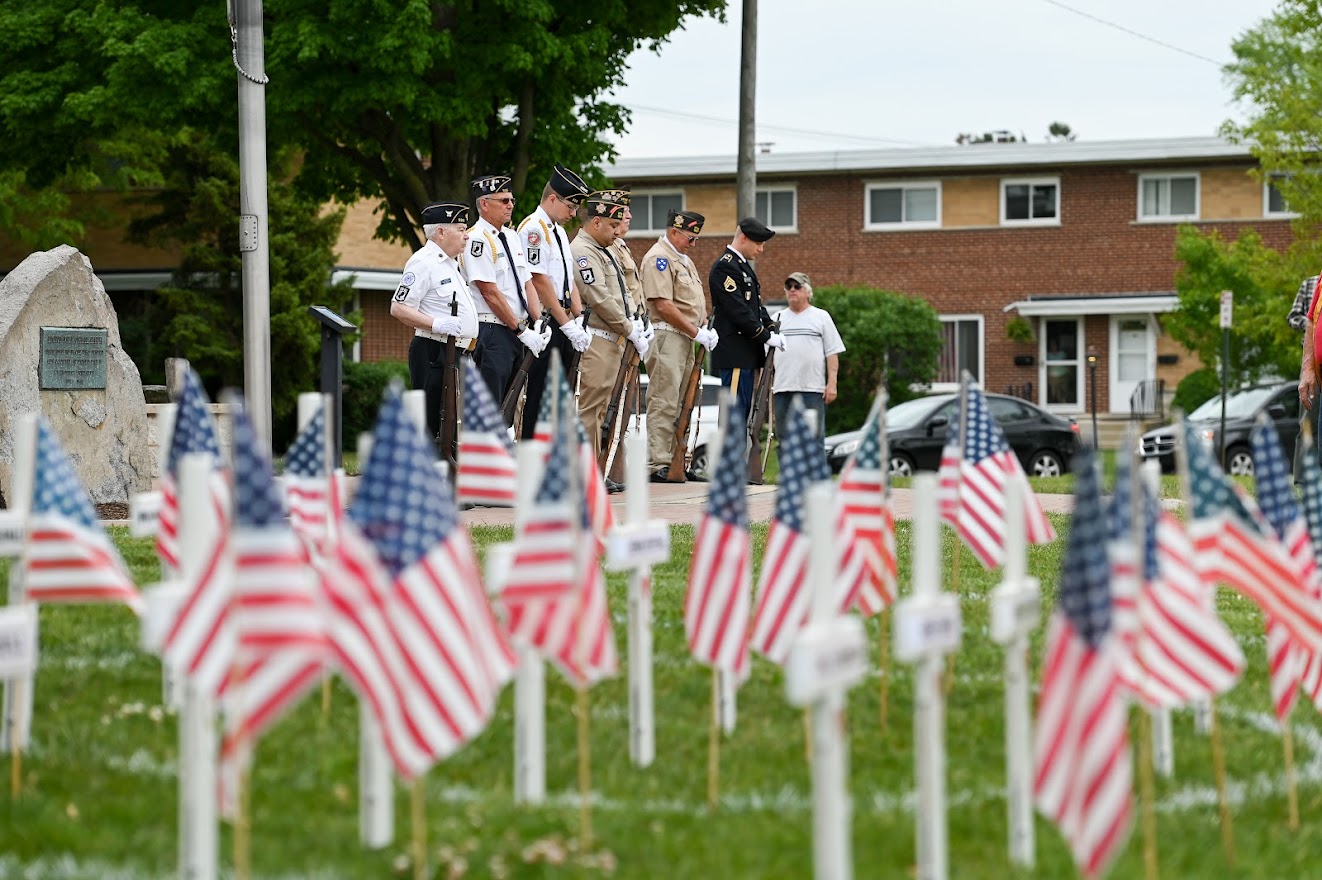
[{"xmin": 1, "ymin": 414, "xmax": 37, "ymax": 757}]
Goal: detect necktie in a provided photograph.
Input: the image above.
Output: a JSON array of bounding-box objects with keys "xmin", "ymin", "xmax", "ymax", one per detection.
[{"xmin": 496, "ymin": 229, "xmax": 531, "ymax": 318}]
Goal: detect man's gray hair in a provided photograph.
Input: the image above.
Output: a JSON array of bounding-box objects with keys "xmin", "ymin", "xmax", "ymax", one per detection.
[{"xmin": 423, "ymin": 223, "xmax": 442, "ymax": 240}]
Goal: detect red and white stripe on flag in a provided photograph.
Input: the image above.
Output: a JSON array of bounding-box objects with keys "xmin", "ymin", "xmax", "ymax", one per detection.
[
  {"xmin": 938, "ymin": 451, "xmax": 1055, "ymax": 570},
  {"xmin": 749, "ymin": 520, "xmax": 810, "ymax": 665},
  {"xmin": 503, "ymin": 499, "xmax": 576, "ymax": 603},
  {"xmin": 25, "ymin": 513, "xmax": 142, "ymax": 612},
  {"xmin": 685, "ymin": 514, "xmax": 752, "ymax": 679},
  {"xmin": 284, "ymin": 474, "xmax": 329, "ymax": 549},
  {"xmin": 836, "ymin": 460, "xmax": 896, "ymax": 616},
  {"xmin": 580, "ymin": 443, "xmax": 614, "ymax": 550},
  {"xmin": 156, "ymin": 475, "xmax": 182, "ymax": 570},
  {"xmin": 457, "ymin": 429, "xmax": 518, "ymax": 507}
]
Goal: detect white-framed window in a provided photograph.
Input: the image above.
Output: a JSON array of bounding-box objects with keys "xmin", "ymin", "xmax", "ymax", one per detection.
[
  {"xmin": 1137, "ymin": 172, "xmax": 1199, "ymax": 221},
  {"xmin": 864, "ymin": 181, "xmax": 941, "ymax": 229},
  {"xmin": 933, "ymin": 314, "xmax": 983, "ymax": 390},
  {"xmin": 1264, "ymin": 173, "xmax": 1298, "ymax": 218},
  {"xmin": 1001, "ymin": 176, "xmax": 1060, "ymax": 225},
  {"xmin": 627, "ymin": 190, "xmax": 685, "ymax": 235},
  {"xmin": 754, "ymin": 186, "xmax": 797, "ymax": 231}
]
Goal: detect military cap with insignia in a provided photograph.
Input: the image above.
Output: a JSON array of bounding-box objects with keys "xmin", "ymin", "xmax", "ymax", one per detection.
[
  {"xmin": 421, "ymin": 202, "xmax": 470, "ymax": 225},
  {"xmin": 584, "ymin": 189, "xmax": 628, "ymax": 220},
  {"xmin": 668, "ymin": 209, "xmax": 705, "ymax": 235},
  {"xmin": 470, "ymin": 174, "xmax": 513, "ymax": 199},
  {"xmin": 737, "ymin": 216, "xmax": 776, "ymax": 243},
  {"xmin": 550, "ymin": 164, "xmax": 591, "ymax": 205}
]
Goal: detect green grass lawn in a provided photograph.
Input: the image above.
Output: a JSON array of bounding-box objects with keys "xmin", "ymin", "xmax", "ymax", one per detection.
[{"xmin": 1, "ymin": 520, "xmax": 1316, "ymax": 879}]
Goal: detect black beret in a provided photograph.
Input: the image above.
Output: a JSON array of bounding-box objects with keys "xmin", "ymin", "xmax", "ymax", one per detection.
[
  {"xmin": 668, "ymin": 209, "xmax": 705, "ymax": 235},
  {"xmin": 737, "ymin": 216, "xmax": 775, "ymax": 243},
  {"xmin": 550, "ymin": 164, "xmax": 591, "ymax": 205},
  {"xmin": 421, "ymin": 202, "xmax": 469, "ymax": 225}
]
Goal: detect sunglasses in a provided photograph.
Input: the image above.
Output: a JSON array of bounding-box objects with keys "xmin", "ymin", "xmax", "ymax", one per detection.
[
  {"xmin": 785, "ymin": 282, "xmax": 802, "ymax": 290},
  {"xmin": 485, "ymin": 196, "xmax": 516, "ymax": 205}
]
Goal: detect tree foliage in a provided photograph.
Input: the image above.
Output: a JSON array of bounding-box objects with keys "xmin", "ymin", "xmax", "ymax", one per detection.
[
  {"xmin": 1163, "ymin": 225, "xmax": 1316, "ymax": 389},
  {"xmin": 0, "ymin": 0, "xmax": 726, "ymax": 249},
  {"xmin": 810, "ymin": 286, "xmax": 944, "ymax": 431}
]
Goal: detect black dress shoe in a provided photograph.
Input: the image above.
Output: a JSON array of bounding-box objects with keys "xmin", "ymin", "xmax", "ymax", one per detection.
[
  {"xmin": 649, "ymin": 467, "xmax": 671, "ymax": 483},
  {"xmin": 605, "ymin": 478, "xmax": 626, "ymax": 495},
  {"xmin": 684, "ymin": 470, "xmax": 708, "ymax": 483}
]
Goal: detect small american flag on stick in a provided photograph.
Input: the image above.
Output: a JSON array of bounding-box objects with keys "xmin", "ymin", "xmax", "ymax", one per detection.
[
  {"xmin": 836, "ymin": 392, "xmax": 897, "ymax": 616},
  {"xmin": 458, "ymin": 360, "xmax": 518, "ymax": 507},
  {"xmin": 282, "ymin": 404, "xmax": 330, "ymax": 549},
  {"xmin": 156, "ymin": 370, "xmax": 223, "ymax": 571}
]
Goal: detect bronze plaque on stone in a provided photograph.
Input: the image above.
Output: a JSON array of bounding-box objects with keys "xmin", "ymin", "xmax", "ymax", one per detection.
[{"xmin": 40, "ymin": 327, "xmax": 108, "ymax": 390}]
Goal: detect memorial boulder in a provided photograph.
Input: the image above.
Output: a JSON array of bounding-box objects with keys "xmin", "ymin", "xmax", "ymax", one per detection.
[{"xmin": 0, "ymin": 246, "xmax": 151, "ymax": 509}]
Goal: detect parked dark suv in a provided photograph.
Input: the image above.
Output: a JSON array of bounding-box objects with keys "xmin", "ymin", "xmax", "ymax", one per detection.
[{"xmin": 1137, "ymin": 381, "xmax": 1300, "ymax": 475}]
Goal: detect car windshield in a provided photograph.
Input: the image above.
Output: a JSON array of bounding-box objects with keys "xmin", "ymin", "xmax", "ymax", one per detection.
[
  {"xmin": 887, "ymin": 396, "xmax": 954, "ymax": 430},
  {"xmin": 1187, "ymin": 386, "xmax": 1281, "ymax": 421}
]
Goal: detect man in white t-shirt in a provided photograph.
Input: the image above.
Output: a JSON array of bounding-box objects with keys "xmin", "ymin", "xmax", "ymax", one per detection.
[{"xmin": 772, "ymin": 272, "xmax": 845, "ymax": 440}]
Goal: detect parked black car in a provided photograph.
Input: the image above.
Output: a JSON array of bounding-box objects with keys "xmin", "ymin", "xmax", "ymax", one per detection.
[
  {"xmin": 1138, "ymin": 381, "xmax": 1300, "ymax": 475},
  {"xmin": 823, "ymin": 393, "xmax": 1081, "ymax": 476}
]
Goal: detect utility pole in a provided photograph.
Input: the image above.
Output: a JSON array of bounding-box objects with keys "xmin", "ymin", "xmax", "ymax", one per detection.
[
  {"xmin": 736, "ymin": 0, "xmax": 758, "ymax": 223},
  {"xmin": 232, "ymin": 0, "xmax": 273, "ymax": 452}
]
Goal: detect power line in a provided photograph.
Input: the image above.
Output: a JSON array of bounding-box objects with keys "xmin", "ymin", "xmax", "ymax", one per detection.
[
  {"xmin": 1039, "ymin": 0, "xmax": 1224, "ymax": 66},
  {"xmin": 625, "ymin": 103, "xmax": 934, "ymax": 147}
]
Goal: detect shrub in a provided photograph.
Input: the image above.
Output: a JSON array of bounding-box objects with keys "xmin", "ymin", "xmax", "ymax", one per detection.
[
  {"xmin": 1171, "ymin": 367, "xmax": 1221, "ymax": 416},
  {"xmin": 342, "ymin": 359, "xmax": 411, "ymax": 444}
]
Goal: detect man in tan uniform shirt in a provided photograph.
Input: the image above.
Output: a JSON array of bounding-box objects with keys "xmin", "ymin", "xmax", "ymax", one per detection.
[
  {"xmin": 571, "ymin": 190, "xmax": 653, "ymax": 471},
  {"xmin": 642, "ymin": 210, "xmax": 718, "ymax": 480}
]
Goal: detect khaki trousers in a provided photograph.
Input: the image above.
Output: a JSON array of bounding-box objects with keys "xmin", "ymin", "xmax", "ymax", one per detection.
[
  {"xmin": 644, "ymin": 330, "xmax": 696, "ymax": 472},
  {"xmin": 579, "ymin": 335, "xmax": 626, "ymax": 460}
]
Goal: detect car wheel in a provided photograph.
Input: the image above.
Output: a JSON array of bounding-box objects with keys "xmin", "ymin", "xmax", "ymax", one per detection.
[
  {"xmin": 889, "ymin": 453, "xmax": 915, "ymax": 478},
  {"xmin": 1029, "ymin": 449, "xmax": 1064, "ymax": 478},
  {"xmin": 689, "ymin": 446, "xmax": 708, "ymax": 479},
  {"xmin": 1225, "ymin": 445, "xmax": 1254, "ymax": 477}
]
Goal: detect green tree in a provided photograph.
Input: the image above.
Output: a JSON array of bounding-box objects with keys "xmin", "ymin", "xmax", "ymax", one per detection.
[
  {"xmin": 811, "ymin": 286, "xmax": 944, "ymax": 431},
  {"xmin": 1163, "ymin": 225, "xmax": 1314, "ymax": 389},
  {"xmin": 0, "ymin": 0, "xmax": 726, "ymax": 249},
  {"xmin": 1223, "ymin": 1, "xmax": 1322, "ymax": 227}
]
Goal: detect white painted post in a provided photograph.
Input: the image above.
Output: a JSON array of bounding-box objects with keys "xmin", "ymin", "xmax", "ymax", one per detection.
[
  {"xmin": 1, "ymin": 415, "xmax": 37, "ymax": 756},
  {"xmin": 784, "ymin": 483, "xmax": 866, "ymax": 880},
  {"xmin": 1140, "ymin": 461, "xmax": 1175, "ymax": 776},
  {"xmin": 138, "ymin": 404, "xmax": 179, "ymax": 708},
  {"xmin": 989, "ymin": 479, "xmax": 1039, "ymax": 868},
  {"xmin": 894, "ymin": 474, "xmax": 962, "ymax": 880},
  {"xmin": 511, "ymin": 441, "xmax": 547, "ymax": 804},
  {"xmin": 177, "ymin": 453, "xmax": 219, "ymax": 880}
]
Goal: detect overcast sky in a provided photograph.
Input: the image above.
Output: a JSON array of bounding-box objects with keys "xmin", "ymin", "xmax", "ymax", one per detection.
[{"xmin": 605, "ymin": 0, "xmax": 1282, "ymax": 158}]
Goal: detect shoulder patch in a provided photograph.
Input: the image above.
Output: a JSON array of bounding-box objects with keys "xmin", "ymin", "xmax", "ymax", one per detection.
[
  {"xmin": 723, "ymin": 276, "xmax": 737, "ymax": 293},
  {"xmin": 392, "ymin": 285, "xmax": 410, "ymax": 302},
  {"xmin": 400, "ymin": 271, "xmax": 416, "ymax": 286},
  {"xmin": 528, "ymin": 231, "xmax": 541, "ymax": 246},
  {"xmin": 580, "ymin": 267, "xmax": 597, "ymax": 285},
  {"xmin": 527, "ymin": 248, "xmax": 540, "ymax": 265},
  {"xmin": 577, "ymin": 256, "xmax": 589, "ymax": 269},
  {"xmin": 470, "ymin": 240, "xmax": 484, "ymax": 258},
  {"xmin": 655, "ymin": 257, "xmax": 669, "ymax": 272}
]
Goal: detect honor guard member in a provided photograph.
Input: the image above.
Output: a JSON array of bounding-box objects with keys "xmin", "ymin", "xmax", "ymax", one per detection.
[
  {"xmin": 642, "ymin": 209, "xmax": 718, "ymax": 481},
  {"xmin": 390, "ymin": 201, "xmax": 479, "ymax": 441},
  {"xmin": 466, "ymin": 173, "xmax": 552, "ymax": 411},
  {"xmin": 571, "ymin": 190, "xmax": 654, "ymax": 475},
  {"xmin": 610, "ymin": 194, "xmax": 643, "ymax": 305},
  {"xmin": 518, "ymin": 164, "xmax": 594, "ymax": 439},
  {"xmin": 710, "ymin": 216, "xmax": 785, "ymax": 417}
]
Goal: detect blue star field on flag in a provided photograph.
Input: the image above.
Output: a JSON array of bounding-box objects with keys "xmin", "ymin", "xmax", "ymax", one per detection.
[
  {"xmin": 1183, "ymin": 422, "xmax": 1263, "ymax": 533},
  {"xmin": 352, "ymin": 384, "xmax": 458, "ymax": 577},
  {"xmin": 1059, "ymin": 448, "xmax": 1112, "ymax": 649},
  {"xmin": 961, "ymin": 381, "xmax": 1013, "ymax": 462},
  {"xmin": 852, "ymin": 409, "xmax": 882, "ymax": 473},
  {"xmin": 463, "ymin": 361, "xmax": 516, "ymax": 456},
  {"xmin": 229, "ymin": 399, "xmax": 285, "ymax": 528},
  {"xmin": 284, "ymin": 407, "xmax": 326, "ymax": 479},
  {"xmin": 1251, "ymin": 415, "xmax": 1300, "ymax": 541},
  {"xmin": 167, "ymin": 370, "xmax": 222, "ymax": 476},
  {"xmin": 535, "ymin": 399, "xmax": 574, "ymax": 506},
  {"xmin": 1140, "ymin": 474, "xmax": 1160, "ymax": 584},
  {"xmin": 772, "ymin": 398, "xmax": 817, "ymax": 531},
  {"xmin": 1108, "ymin": 447, "xmax": 1134, "ymax": 545},
  {"xmin": 33, "ymin": 419, "xmax": 100, "ymax": 528},
  {"xmin": 707, "ymin": 400, "xmax": 750, "ymax": 530}
]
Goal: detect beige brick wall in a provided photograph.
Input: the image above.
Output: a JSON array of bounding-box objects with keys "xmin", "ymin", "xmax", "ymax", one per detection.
[
  {"xmin": 942, "ymin": 177, "xmax": 1000, "ymax": 228},
  {"xmin": 1200, "ymin": 167, "xmax": 1263, "ymax": 221}
]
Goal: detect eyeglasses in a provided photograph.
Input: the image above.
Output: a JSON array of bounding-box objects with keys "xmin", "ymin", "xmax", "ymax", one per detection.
[
  {"xmin": 485, "ymin": 196, "xmax": 516, "ymax": 205},
  {"xmin": 680, "ymin": 233, "xmax": 699, "ymax": 245},
  {"xmin": 785, "ymin": 282, "xmax": 802, "ymax": 290}
]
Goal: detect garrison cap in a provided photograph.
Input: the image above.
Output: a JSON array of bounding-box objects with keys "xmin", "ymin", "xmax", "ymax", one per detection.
[
  {"xmin": 470, "ymin": 174, "xmax": 513, "ymax": 199},
  {"xmin": 421, "ymin": 202, "xmax": 470, "ymax": 226},
  {"xmin": 737, "ymin": 216, "xmax": 776, "ymax": 243},
  {"xmin": 585, "ymin": 190, "xmax": 628, "ymax": 220},
  {"xmin": 550, "ymin": 164, "xmax": 591, "ymax": 205},
  {"xmin": 668, "ymin": 209, "xmax": 705, "ymax": 235}
]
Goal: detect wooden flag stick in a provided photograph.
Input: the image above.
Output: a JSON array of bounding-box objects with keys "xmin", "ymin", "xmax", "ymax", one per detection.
[
  {"xmin": 10, "ymin": 741, "xmax": 19, "ymax": 797},
  {"xmin": 411, "ymin": 778, "xmax": 427, "ymax": 880},
  {"xmin": 1284, "ymin": 723, "xmax": 1300, "ymax": 832},
  {"xmin": 1137, "ymin": 707, "xmax": 1159, "ymax": 880},
  {"xmin": 1207, "ymin": 699, "xmax": 1236, "ymax": 866},
  {"xmin": 235, "ymin": 767, "xmax": 252, "ymax": 880},
  {"xmin": 577, "ymin": 683, "xmax": 592, "ymax": 850},
  {"xmin": 879, "ymin": 608, "xmax": 891, "ymax": 731},
  {"xmin": 707, "ymin": 670, "xmax": 720, "ymax": 812},
  {"xmin": 944, "ymin": 537, "xmax": 962, "ymax": 694}
]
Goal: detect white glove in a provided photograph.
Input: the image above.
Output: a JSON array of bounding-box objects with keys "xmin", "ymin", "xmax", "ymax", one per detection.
[
  {"xmin": 430, "ymin": 315, "xmax": 464, "ymax": 337},
  {"xmin": 766, "ymin": 331, "xmax": 787, "ymax": 352},
  {"xmin": 627, "ymin": 325, "xmax": 651, "ymax": 360},
  {"xmin": 518, "ymin": 326, "xmax": 549, "ymax": 357},
  {"xmin": 694, "ymin": 326, "xmax": 719, "ymax": 351},
  {"xmin": 561, "ymin": 317, "xmax": 591, "ymax": 353}
]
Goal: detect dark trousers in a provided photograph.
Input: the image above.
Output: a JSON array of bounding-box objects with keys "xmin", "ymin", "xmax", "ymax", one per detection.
[
  {"xmin": 474, "ymin": 323, "xmax": 521, "ymax": 422},
  {"xmin": 520, "ymin": 324, "xmax": 574, "ymax": 439},
  {"xmin": 772, "ymin": 391, "xmax": 827, "ymax": 441},
  {"xmin": 719, "ymin": 367, "xmax": 755, "ymax": 423},
  {"xmin": 408, "ymin": 337, "xmax": 447, "ymax": 440}
]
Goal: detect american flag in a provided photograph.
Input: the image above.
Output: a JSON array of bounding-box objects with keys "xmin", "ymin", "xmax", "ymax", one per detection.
[
  {"xmin": 156, "ymin": 370, "xmax": 223, "ymax": 571},
  {"xmin": 1033, "ymin": 448, "xmax": 1132, "ymax": 879},
  {"xmin": 685, "ymin": 403, "xmax": 752, "ymax": 678},
  {"xmin": 503, "ymin": 390, "xmax": 617, "ymax": 684},
  {"xmin": 836, "ymin": 393, "xmax": 898, "ymax": 616},
  {"xmin": 750, "ymin": 399, "xmax": 828, "ymax": 664},
  {"xmin": 1251, "ymin": 416, "xmax": 1318, "ymax": 722},
  {"xmin": 219, "ymin": 401, "xmax": 328, "ymax": 816},
  {"xmin": 1108, "ymin": 450, "xmax": 1244, "ymax": 707},
  {"xmin": 1183, "ymin": 421, "xmax": 1322, "ymax": 654},
  {"xmin": 458, "ymin": 359, "xmax": 518, "ymax": 507},
  {"xmin": 23, "ymin": 418, "xmax": 142, "ymax": 612},
  {"xmin": 324, "ymin": 385, "xmax": 515, "ymax": 779},
  {"xmin": 282, "ymin": 405, "xmax": 330, "ymax": 549},
  {"xmin": 1295, "ymin": 435, "xmax": 1322, "ymax": 709},
  {"xmin": 937, "ymin": 375, "xmax": 1055, "ymax": 569},
  {"xmin": 536, "ymin": 355, "xmax": 613, "ymax": 547},
  {"xmin": 1105, "ymin": 451, "xmax": 1144, "ymax": 666}
]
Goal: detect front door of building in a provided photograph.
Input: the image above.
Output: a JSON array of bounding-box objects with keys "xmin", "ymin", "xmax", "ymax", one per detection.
[
  {"xmin": 1110, "ymin": 315, "xmax": 1154, "ymax": 414},
  {"xmin": 1039, "ymin": 318, "xmax": 1083, "ymax": 412}
]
